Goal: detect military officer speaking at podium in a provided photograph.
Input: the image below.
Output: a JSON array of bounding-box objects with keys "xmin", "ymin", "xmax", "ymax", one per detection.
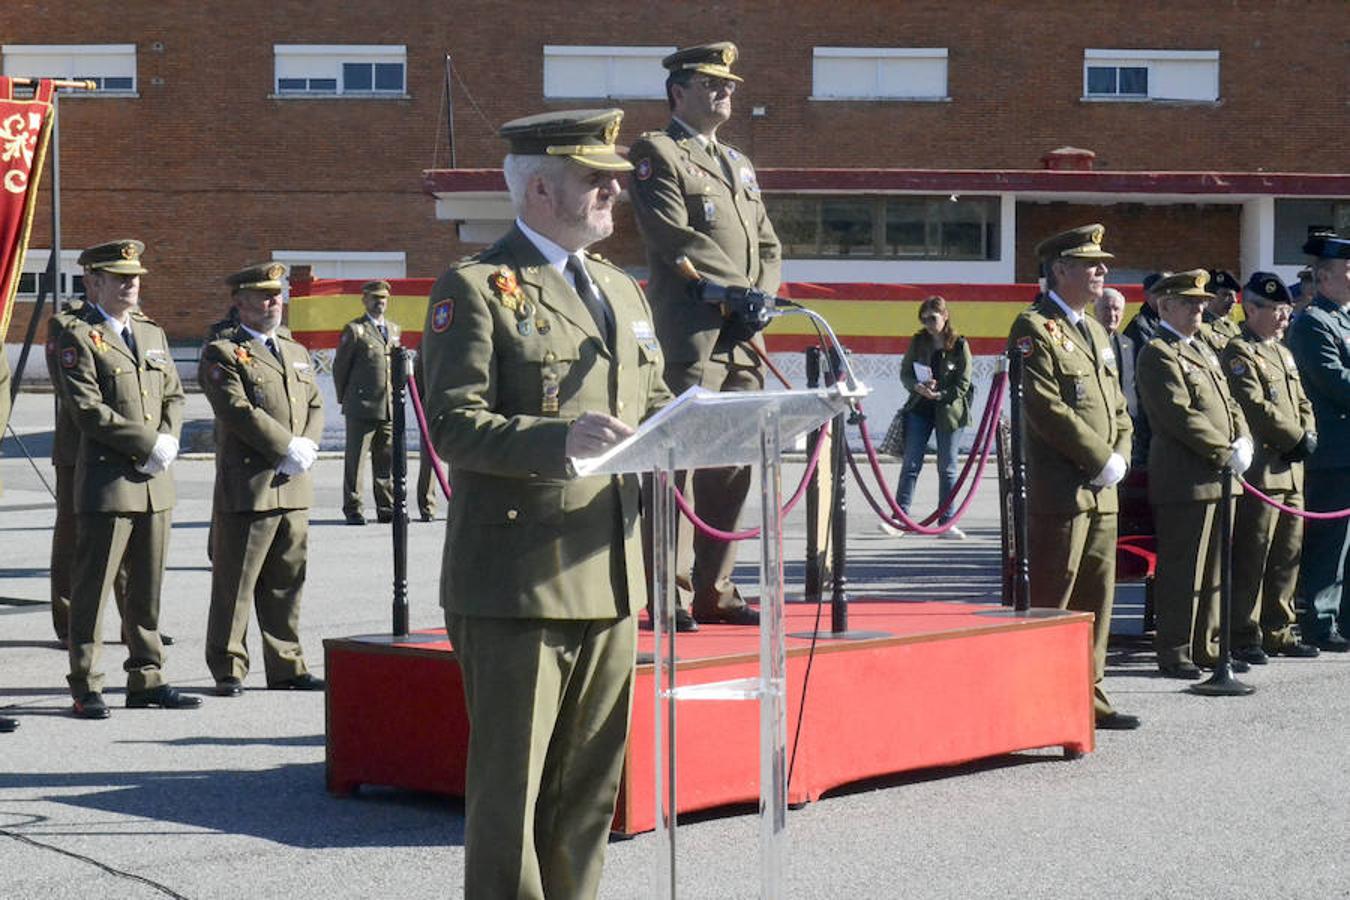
[
  {"xmin": 629, "ymin": 41, "xmax": 781, "ymax": 628},
  {"xmin": 199, "ymin": 263, "xmax": 326, "ymax": 697},
  {"xmin": 53, "ymin": 239, "xmax": 199, "ymax": 719},
  {"xmin": 420, "ymin": 109, "xmax": 672, "ymax": 899},
  {"xmin": 1007, "ymin": 225, "xmax": 1138, "ymax": 731}
]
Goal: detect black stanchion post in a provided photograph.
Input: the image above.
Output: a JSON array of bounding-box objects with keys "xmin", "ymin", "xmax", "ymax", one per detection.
[
  {"xmin": 391, "ymin": 346, "xmax": 410, "ymax": 638},
  {"xmin": 1191, "ymin": 467, "xmax": 1254, "ymax": 696},
  {"xmin": 828, "ymin": 347, "xmax": 849, "ymax": 634},
  {"xmin": 804, "ymin": 347, "xmax": 823, "ymax": 603},
  {"xmin": 1007, "ymin": 350, "xmax": 1031, "ymax": 613}
]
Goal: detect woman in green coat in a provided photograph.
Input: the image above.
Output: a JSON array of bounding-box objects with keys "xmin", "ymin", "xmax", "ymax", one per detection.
[{"xmin": 884, "ymin": 296, "xmax": 974, "ymax": 538}]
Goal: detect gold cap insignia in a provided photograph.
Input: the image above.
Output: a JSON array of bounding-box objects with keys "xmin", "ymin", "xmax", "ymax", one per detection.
[
  {"xmin": 603, "ymin": 117, "xmax": 620, "ymax": 146},
  {"xmin": 722, "ymin": 47, "xmax": 736, "ymax": 66},
  {"xmin": 1090, "ymin": 227, "xmax": 1104, "ymax": 246},
  {"xmin": 121, "ymin": 243, "xmax": 138, "ymax": 259},
  {"xmin": 266, "ymin": 264, "xmax": 285, "ymax": 280},
  {"xmin": 1264, "ymin": 280, "xmax": 1277, "ymax": 295}
]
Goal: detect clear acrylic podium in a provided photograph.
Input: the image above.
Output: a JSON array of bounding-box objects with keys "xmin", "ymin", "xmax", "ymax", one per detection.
[{"xmin": 577, "ymin": 385, "xmax": 860, "ymax": 897}]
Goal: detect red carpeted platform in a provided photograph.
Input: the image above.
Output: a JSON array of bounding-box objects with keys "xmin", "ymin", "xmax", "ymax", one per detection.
[{"xmin": 325, "ymin": 600, "xmax": 1094, "ymax": 835}]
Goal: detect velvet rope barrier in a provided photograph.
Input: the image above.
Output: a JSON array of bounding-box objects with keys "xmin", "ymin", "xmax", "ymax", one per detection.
[
  {"xmin": 850, "ymin": 373, "xmax": 1008, "ymax": 536},
  {"xmin": 1239, "ymin": 479, "xmax": 1350, "ymax": 520},
  {"xmin": 672, "ymin": 419, "xmax": 832, "ymax": 541},
  {"xmin": 406, "ymin": 377, "xmax": 453, "ymax": 501}
]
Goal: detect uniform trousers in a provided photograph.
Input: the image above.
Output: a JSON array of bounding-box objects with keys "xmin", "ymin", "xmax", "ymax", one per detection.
[
  {"xmin": 342, "ymin": 416, "xmax": 393, "ymax": 517},
  {"xmin": 417, "ymin": 433, "xmax": 438, "ymax": 519},
  {"xmin": 205, "ymin": 508, "xmax": 310, "ymax": 683},
  {"xmin": 1299, "ymin": 467, "xmax": 1350, "ymax": 642},
  {"xmin": 1027, "ymin": 510, "xmax": 1117, "ymax": 717},
  {"xmin": 1231, "ymin": 488, "xmax": 1303, "ymax": 651},
  {"xmin": 67, "ymin": 509, "xmax": 170, "ymax": 697},
  {"xmin": 661, "ymin": 352, "xmax": 763, "ymax": 617},
  {"xmin": 447, "ymin": 612, "xmax": 635, "ymax": 900},
  {"xmin": 51, "ymin": 466, "xmax": 129, "ymax": 643},
  {"xmin": 1153, "ymin": 500, "xmax": 1224, "ymax": 667}
]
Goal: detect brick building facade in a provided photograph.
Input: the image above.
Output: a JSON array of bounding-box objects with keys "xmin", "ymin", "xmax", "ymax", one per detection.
[{"xmin": 2, "ymin": 0, "xmax": 1346, "ymax": 346}]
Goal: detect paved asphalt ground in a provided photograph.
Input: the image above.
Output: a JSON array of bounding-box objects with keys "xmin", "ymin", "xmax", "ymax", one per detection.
[{"xmin": 2, "ymin": 390, "xmax": 1348, "ymax": 899}]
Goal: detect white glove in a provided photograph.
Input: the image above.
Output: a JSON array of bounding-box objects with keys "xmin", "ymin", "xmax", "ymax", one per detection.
[
  {"xmin": 1090, "ymin": 452, "xmax": 1127, "ymax": 488},
  {"xmin": 277, "ymin": 437, "xmax": 319, "ymax": 476},
  {"xmin": 1227, "ymin": 436, "xmax": 1253, "ymax": 476},
  {"xmin": 135, "ymin": 434, "xmax": 179, "ymax": 475}
]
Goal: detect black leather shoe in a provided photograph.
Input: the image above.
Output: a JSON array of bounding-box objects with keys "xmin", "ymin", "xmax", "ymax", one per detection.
[
  {"xmin": 1232, "ymin": 646, "xmax": 1268, "ymax": 665},
  {"xmin": 1228, "ymin": 657, "xmax": 1252, "ymax": 673},
  {"xmin": 214, "ymin": 677, "xmax": 243, "ymax": 697},
  {"xmin": 376, "ymin": 512, "xmax": 394, "ymax": 524},
  {"xmin": 126, "ymin": 685, "xmax": 203, "ymax": 709},
  {"xmin": 419, "ymin": 510, "xmax": 435, "ymax": 523},
  {"xmin": 675, "ymin": 609, "xmax": 699, "ymax": 633},
  {"xmin": 345, "ymin": 512, "xmax": 366, "ymax": 526},
  {"xmin": 1314, "ymin": 634, "xmax": 1350, "ymax": 653},
  {"xmin": 73, "ymin": 692, "xmax": 111, "ymax": 719},
  {"xmin": 0, "ymin": 716, "xmax": 19, "ymax": 733},
  {"xmin": 161, "ymin": 633, "xmax": 175, "ymax": 647},
  {"xmin": 268, "ymin": 673, "xmax": 325, "ymax": 691},
  {"xmin": 1095, "ymin": 712, "xmax": 1141, "ymax": 730},
  {"xmin": 1159, "ymin": 662, "xmax": 1202, "ymax": 680},
  {"xmin": 1272, "ymin": 642, "xmax": 1320, "ymax": 658},
  {"xmin": 695, "ymin": 606, "xmax": 760, "ymax": 626}
]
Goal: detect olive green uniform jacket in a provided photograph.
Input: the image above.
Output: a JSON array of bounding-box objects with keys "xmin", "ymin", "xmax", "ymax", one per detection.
[
  {"xmin": 628, "ymin": 120, "xmax": 781, "ymax": 364},
  {"xmin": 333, "ymin": 315, "xmax": 399, "ymax": 421}
]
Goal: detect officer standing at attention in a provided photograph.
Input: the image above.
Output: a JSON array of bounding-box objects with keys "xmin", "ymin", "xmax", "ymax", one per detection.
[
  {"xmin": 333, "ymin": 280, "xmax": 399, "ymax": 525},
  {"xmin": 53, "ymin": 239, "xmax": 200, "ymax": 718},
  {"xmin": 1222, "ymin": 273, "xmax": 1320, "ymax": 662},
  {"xmin": 1137, "ymin": 270, "xmax": 1253, "ymax": 679},
  {"xmin": 1007, "ymin": 225, "xmax": 1137, "ymax": 730},
  {"xmin": 0, "ymin": 351, "xmax": 15, "ymax": 731},
  {"xmin": 628, "ymin": 41, "xmax": 781, "ymax": 627},
  {"xmin": 1286, "ymin": 233, "xmax": 1350, "ymax": 652},
  {"xmin": 421, "ymin": 109, "xmax": 672, "ymax": 899},
  {"xmin": 199, "ymin": 263, "xmax": 326, "ymax": 697}
]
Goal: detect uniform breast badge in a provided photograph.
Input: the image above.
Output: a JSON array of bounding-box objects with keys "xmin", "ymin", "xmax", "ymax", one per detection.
[
  {"xmin": 89, "ymin": 331, "xmax": 109, "ymax": 353},
  {"xmin": 703, "ymin": 198, "xmax": 717, "ymax": 224},
  {"xmin": 491, "ymin": 267, "xmax": 525, "ymax": 313},
  {"xmin": 235, "ymin": 346, "xmax": 253, "ymax": 366},
  {"xmin": 541, "ymin": 372, "xmax": 560, "ymax": 415},
  {"xmin": 431, "ymin": 299, "xmax": 454, "ymax": 333}
]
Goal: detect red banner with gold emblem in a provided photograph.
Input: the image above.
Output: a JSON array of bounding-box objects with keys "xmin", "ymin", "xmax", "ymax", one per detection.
[{"xmin": 0, "ymin": 77, "xmax": 55, "ymax": 342}]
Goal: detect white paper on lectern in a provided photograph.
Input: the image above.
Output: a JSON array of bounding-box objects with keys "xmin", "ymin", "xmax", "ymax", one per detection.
[{"xmin": 570, "ymin": 386, "xmax": 711, "ymax": 477}]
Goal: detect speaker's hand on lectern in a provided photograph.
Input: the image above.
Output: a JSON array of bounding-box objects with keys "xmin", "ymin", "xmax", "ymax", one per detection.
[{"xmin": 566, "ymin": 411, "xmax": 635, "ymax": 459}]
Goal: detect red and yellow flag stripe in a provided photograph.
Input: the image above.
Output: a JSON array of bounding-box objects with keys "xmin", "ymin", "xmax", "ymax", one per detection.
[{"xmin": 287, "ymin": 279, "xmax": 1146, "ymax": 356}]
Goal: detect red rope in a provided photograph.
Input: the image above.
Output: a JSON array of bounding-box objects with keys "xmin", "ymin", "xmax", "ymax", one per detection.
[
  {"xmin": 1239, "ymin": 479, "xmax": 1350, "ymax": 520},
  {"xmin": 406, "ymin": 378, "xmax": 453, "ymax": 501}
]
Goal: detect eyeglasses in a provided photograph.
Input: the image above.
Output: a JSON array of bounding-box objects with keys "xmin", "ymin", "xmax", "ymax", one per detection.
[
  {"xmin": 920, "ymin": 314, "xmax": 943, "ymax": 324},
  {"xmin": 694, "ymin": 77, "xmax": 736, "ymax": 94}
]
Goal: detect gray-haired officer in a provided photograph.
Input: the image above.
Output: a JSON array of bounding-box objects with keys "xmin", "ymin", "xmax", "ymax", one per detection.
[
  {"xmin": 53, "ymin": 239, "xmax": 200, "ymax": 718},
  {"xmin": 1137, "ymin": 270, "xmax": 1252, "ymax": 678},
  {"xmin": 1007, "ymin": 224, "xmax": 1137, "ymax": 730},
  {"xmin": 421, "ymin": 109, "xmax": 672, "ymax": 899},
  {"xmin": 333, "ymin": 280, "xmax": 399, "ymax": 525},
  {"xmin": 1222, "ymin": 273, "xmax": 1319, "ymax": 661},
  {"xmin": 1287, "ymin": 233, "xmax": 1350, "ymax": 652},
  {"xmin": 628, "ymin": 41, "xmax": 781, "ymax": 627},
  {"xmin": 200, "ymin": 263, "xmax": 326, "ymax": 696}
]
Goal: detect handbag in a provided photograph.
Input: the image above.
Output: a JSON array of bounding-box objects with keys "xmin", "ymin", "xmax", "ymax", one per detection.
[{"xmin": 877, "ymin": 407, "xmax": 906, "ymax": 457}]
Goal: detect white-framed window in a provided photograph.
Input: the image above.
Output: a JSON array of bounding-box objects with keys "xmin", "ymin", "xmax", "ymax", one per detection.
[
  {"xmin": 273, "ymin": 45, "xmax": 407, "ymax": 98},
  {"xmin": 1, "ymin": 44, "xmax": 137, "ymax": 95},
  {"xmin": 543, "ymin": 45, "xmax": 674, "ymax": 100},
  {"xmin": 1083, "ymin": 49, "xmax": 1219, "ymax": 102},
  {"xmin": 811, "ymin": 47, "xmax": 948, "ymax": 101},
  {"xmin": 14, "ymin": 250, "xmax": 84, "ymax": 301},
  {"xmin": 270, "ymin": 251, "xmax": 407, "ymax": 281}
]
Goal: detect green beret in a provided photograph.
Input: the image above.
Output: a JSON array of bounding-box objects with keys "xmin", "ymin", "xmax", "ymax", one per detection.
[
  {"xmin": 1153, "ymin": 269, "xmax": 1213, "ymax": 301},
  {"xmin": 499, "ymin": 108, "xmax": 632, "ymax": 172},
  {"xmin": 78, "ymin": 239, "xmax": 148, "ymax": 276},
  {"xmin": 1035, "ymin": 224, "xmax": 1114, "ymax": 262},
  {"xmin": 226, "ymin": 262, "xmax": 287, "ymax": 293},
  {"xmin": 362, "ymin": 280, "xmax": 391, "ymax": 297},
  {"xmin": 662, "ymin": 42, "xmax": 743, "ymax": 83}
]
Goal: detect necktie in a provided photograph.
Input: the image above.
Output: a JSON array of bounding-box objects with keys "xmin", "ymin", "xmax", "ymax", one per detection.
[
  {"xmin": 1074, "ymin": 318, "xmax": 1094, "ymax": 353},
  {"xmin": 265, "ymin": 337, "xmax": 282, "ymax": 361},
  {"xmin": 378, "ymin": 323, "xmax": 388, "ymax": 342},
  {"xmin": 565, "ymin": 255, "xmax": 613, "ymax": 346},
  {"xmin": 121, "ymin": 326, "xmax": 137, "ymax": 357},
  {"xmin": 710, "ymin": 141, "xmax": 734, "ymax": 183}
]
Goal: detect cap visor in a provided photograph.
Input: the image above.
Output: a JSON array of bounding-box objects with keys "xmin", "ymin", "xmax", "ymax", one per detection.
[
  {"xmin": 96, "ymin": 261, "xmax": 150, "ymax": 275},
  {"xmin": 570, "ymin": 152, "xmax": 634, "ymax": 172},
  {"xmin": 692, "ymin": 64, "xmax": 743, "ymax": 82}
]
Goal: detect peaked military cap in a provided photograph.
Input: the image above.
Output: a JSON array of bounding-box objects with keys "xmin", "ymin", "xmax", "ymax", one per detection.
[
  {"xmin": 499, "ymin": 108, "xmax": 632, "ymax": 172},
  {"xmin": 1244, "ymin": 271, "xmax": 1292, "ymax": 305},
  {"xmin": 1302, "ymin": 231, "xmax": 1350, "ymax": 259},
  {"xmin": 662, "ymin": 41, "xmax": 743, "ymax": 83},
  {"xmin": 226, "ymin": 262, "xmax": 287, "ymax": 292},
  {"xmin": 78, "ymin": 239, "xmax": 149, "ymax": 275},
  {"xmin": 362, "ymin": 280, "xmax": 391, "ymax": 297},
  {"xmin": 1142, "ymin": 271, "xmax": 1171, "ymax": 293},
  {"xmin": 1035, "ymin": 224, "xmax": 1114, "ymax": 262},
  {"xmin": 1152, "ymin": 269, "xmax": 1213, "ymax": 301},
  {"xmin": 1207, "ymin": 269, "xmax": 1241, "ymax": 292}
]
